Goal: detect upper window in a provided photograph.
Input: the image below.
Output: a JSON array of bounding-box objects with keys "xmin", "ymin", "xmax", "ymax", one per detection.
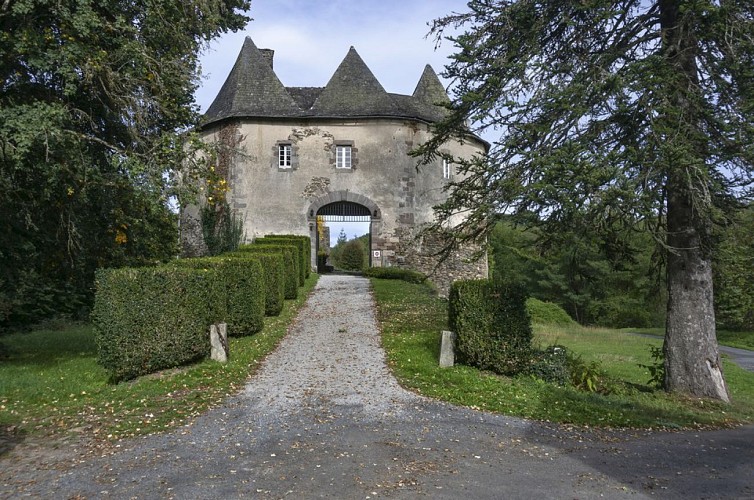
[
  {"xmin": 442, "ymin": 158, "xmax": 452, "ymax": 179},
  {"xmin": 278, "ymin": 144, "xmax": 292, "ymax": 169},
  {"xmin": 336, "ymin": 145, "xmax": 352, "ymax": 169}
]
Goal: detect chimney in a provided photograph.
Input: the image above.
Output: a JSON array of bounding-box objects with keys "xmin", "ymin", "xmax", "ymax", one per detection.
[{"xmin": 259, "ymin": 49, "xmax": 274, "ymax": 69}]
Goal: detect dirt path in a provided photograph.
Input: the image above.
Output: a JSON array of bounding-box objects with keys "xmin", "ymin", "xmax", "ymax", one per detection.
[{"xmin": 2, "ymin": 275, "xmax": 753, "ymax": 499}]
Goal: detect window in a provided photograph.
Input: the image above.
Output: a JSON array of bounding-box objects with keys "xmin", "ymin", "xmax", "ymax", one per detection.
[
  {"xmin": 278, "ymin": 144, "xmax": 292, "ymax": 169},
  {"xmin": 336, "ymin": 145, "xmax": 352, "ymax": 169},
  {"xmin": 442, "ymin": 158, "xmax": 452, "ymax": 179}
]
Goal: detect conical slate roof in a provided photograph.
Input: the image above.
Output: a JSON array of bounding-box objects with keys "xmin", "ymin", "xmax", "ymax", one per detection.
[
  {"xmin": 413, "ymin": 65, "xmax": 450, "ymax": 106},
  {"xmin": 202, "ymin": 38, "xmax": 450, "ymax": 127},
  {"xmin": 412, "ymin": 65, "xmax": 451, "ymax": 122},
  {"xmin": 204, "ymin": 37, "xmax": 301, "ymax": 124},
  {"xmin": 310, "ymin": 47, "xmax": 401, "ymax": 117}
]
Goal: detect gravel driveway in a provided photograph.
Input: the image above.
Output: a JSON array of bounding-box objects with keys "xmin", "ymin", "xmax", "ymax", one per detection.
[{"xmin": 2, "ymin": 274, "xmax": 753, "ymax": 499}]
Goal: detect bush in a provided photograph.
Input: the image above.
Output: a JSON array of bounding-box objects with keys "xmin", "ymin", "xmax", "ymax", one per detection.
[
  {"xmin": 237, "ymin": 244, "xmax": 298, "ymax": 299},
  {"xmin": 200, "ymin": 200, "xmax": 244, "ymax": 256},
  {"xmin": 363, "ymin": 267, "xmax": 427, "ymax": 284},
  {"xmin": 449, "ymin": 279, "xmax": 533, "ymax": 375},
  {"xmin": 170, "ymin": 256, "xmax": 265, "ymax": 335},
  {"xmin": 92, "ymin": 267, "xmax": 225, "ymax": 383},
  {"xmin": 317, "ymin": 251, "xmax": 331, "ymax": 273},
  {"xmin": 338, "ymin": 239, "xmax": 365, "ymax": 272},
  {"xmin": 222, "ymin": 252, "xmax": 285, "ymax": 316},
  {"xmin": 526, "ymin": 298, "xmax": 576, "ymax": 326},
  {"xmin": 256, "ymin": 236, "xmax": 308, "ymax": 284},
  {"xmin": 566, "ymin": 354, "xmax": 612, "ymax": 394},
  {"xmin": 524, "ymin": 345, "xmax": 570, "ymax": 385}
]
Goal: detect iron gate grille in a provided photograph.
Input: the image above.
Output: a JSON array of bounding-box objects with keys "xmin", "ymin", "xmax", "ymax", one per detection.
[{"xmin": 317, "ymin": 202, "xmax": 371, "ymax": 222}]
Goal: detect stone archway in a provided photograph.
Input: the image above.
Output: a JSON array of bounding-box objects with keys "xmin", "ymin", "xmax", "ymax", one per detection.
[{"xmin": 307, "ymin": 191, "xmax": 382, "ymax": 271}]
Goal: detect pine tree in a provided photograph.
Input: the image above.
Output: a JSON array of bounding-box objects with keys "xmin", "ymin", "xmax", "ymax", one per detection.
[{"xmin": 416, "ymin": 1, "xmax": 754, "ymax": 402}]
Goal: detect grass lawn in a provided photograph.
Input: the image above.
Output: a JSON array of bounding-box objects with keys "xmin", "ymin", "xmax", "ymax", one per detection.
[
  {"xmin": 626, "ymin": 327, "xmax": 754, "ymax": 351},
  {"xmin": 0, "ymin": 274, "xmax": 318, "ymax": 442},
  {"xmin": 371, "ymin": 278, "xmax": 754, "ymax": 430}
]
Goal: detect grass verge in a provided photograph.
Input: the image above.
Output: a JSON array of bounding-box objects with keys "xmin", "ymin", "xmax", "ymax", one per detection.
[
  {"xmin": 372, "ymin": 278, "xmax": 754, "ymax": 429},
  {"xmin": 0, "ymin": 274, "xmax": 318, "ymax": 444}
]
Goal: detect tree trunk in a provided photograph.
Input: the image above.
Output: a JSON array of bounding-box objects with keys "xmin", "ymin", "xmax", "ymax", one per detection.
[
  {"xmin": 664, "ymin": 180, "xmax": 730, "ymax": 402},
  {"xmin": 660, "ymin": 0, "xmax": 729, "ymax": 402}
]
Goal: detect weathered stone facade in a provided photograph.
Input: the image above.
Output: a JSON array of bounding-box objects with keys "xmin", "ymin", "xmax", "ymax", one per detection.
[{"xmin": 183, "ymin": 37, "xmax": 488, "ymax": 294}]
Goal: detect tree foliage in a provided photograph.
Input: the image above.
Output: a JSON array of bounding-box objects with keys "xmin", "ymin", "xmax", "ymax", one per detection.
[
  {"xmin": 0, "ymin": 0, "xmax": 250, "ymax": 329},
  {"xmin": 418, "ymin": 1, "xmax": 754, "ymax": 401}
]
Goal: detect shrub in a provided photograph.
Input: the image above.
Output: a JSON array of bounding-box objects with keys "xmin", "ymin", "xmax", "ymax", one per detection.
[
  {"xmin": 200, "ymin": 200, "xmax": 244, "ymax": 256},
  {"xmin": 170, "ymin": 256, "xmax": 265, "ymax": 335},
  {"xmin": 237, "ymin": 244, "xmax": 298, "ymax": 299},
  {"xmin": 526, "ymin": 298, "xmax": 576, "ymax": 326},
  {"xmin": 256, "ymin": 236, "xmax": 308, "ymax": 283},
  {"xmin": 253, "ymin": 239, "xmax": 304, "ymax": 286},
  {"xmin": 524, "ymin": 344, "xmax": 570, "ymax": 385},
  {"xmin": 338, "ymin": 239, "xmax": 365, "ymax": 272},
  {"xmin": 566, "ymin": 354, "xmax": 612, "ymax": 394},
  {"xmin": 92, "ymin": 267, "xmax": 225, "ymax": 383},
  {"xmin": 317, "ymin": 251, "xmax": 331, "ymax": 274},
  {"xmin": 639, "ymin": 344, "xmax": 665, "ymax": 389},
  {"xmin": 363, "ymin": 267, "xmax": 427, "ymax": 284},
  {"xmin": 448, "ymin": 279, "xmax": 533, "ymax": 375},
  {"xmin": 222, "ymin": 252, "xmax": 285, "ymax": 316}
]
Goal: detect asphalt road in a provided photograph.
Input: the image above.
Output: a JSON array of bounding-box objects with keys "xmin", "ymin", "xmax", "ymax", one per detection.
[{"xmin": 2, "ymin": 275, "xmax": 752, "ymax": 499}]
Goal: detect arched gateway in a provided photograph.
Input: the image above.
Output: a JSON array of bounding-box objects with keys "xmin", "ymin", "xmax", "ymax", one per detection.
[
  {"xmin": 182, "ymin": 37, "xmax": 489, "ymax": 294},
  {"xmin": 307, "ymin": 191, "xmax": 381, "ymax": 269}
]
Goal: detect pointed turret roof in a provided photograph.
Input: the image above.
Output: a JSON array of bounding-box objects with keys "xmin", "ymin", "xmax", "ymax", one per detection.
[
  {"xmin": 310, "ymin": 47, "xmax": 401, "ymax": 117},
  {"xmin": 201, "ymin": 39, "xmax": 453, "ymax": 127},
  {"xmin": 413, "ymin": 65, "xmax": 450, "ymax": 107},
  {"xmin": 411, "ymin": 65, "xmax": 451, "ymax": 122},
  {"xmin": 203, "ymin": 37, "xmax": 300, "ymax": 125}
]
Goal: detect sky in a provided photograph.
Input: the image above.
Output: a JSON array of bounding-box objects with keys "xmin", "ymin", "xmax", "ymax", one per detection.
[{"xmin": 194, "ymin": 0, "xmax": 469, "ymax": 246}]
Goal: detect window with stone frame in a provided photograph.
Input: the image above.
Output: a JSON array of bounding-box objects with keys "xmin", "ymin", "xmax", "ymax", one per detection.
[
  {"xmin": 279, "ymin": 144, "xmax": 292, "ymax": 168},
  {"xmin": 273, "ymin": 141, "xmax": 298, "ymax": 171},
  {"xmin": 336, "ymin": 145, "xmax": 351, "ymax": 169},
  {"xmin": 331, "ymin": 140, "xmax": 357, "ymax": 170}
]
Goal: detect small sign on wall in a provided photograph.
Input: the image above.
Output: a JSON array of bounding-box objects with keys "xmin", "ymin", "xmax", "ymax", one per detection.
[{"xmin": 373, "ymin": 250, "xmax": 381, "ymax": 258}]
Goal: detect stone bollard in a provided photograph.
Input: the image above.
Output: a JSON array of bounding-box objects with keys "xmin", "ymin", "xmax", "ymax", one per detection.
[
  {"xmin": 439, "ymin": 330, "xmax": 456, "ymax": 368},
  {"xmin": 210, "ymin": 323, "xmax": 229, "ymax": 363}
]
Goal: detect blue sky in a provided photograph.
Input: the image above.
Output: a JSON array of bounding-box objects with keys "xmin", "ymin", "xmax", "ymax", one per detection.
[{"xmin": 194, "ymin": 1, "xmax": 468, "ymax": 246}]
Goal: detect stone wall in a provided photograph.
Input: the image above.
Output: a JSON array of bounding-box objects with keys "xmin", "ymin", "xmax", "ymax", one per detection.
[
  {"xmin": 399, "ymin": 228, "xmax": 488, "ymax": 297},
  {"xmin": 184, "ymin": 116, "xmax": 488, "ymax": 286}
]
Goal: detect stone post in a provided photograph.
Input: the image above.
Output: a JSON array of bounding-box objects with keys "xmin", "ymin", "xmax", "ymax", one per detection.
[
  {"xmin": 210, "ymin": 323, "xmax": 229, "ymax": 363},
  {"xmin": 439, "ymin": 330, "xmax": 456, "ymax": 368}
]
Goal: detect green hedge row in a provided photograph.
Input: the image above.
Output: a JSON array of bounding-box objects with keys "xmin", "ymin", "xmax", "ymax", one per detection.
[
  {"xmin": 260, "ymin": 235, "xmax": 311, "ymax": 278},
  {"xmin": 170, "ymin": 256, "xmax": 265, "ymax": 335},
  {"xmin": 448, "ymin": 279, "xmax": 533, "ymax": 375},
  {"xmin": 223, "ymin": 252, "xmax": 285, "ymax": 316},
  {"xmin": 255, "ymin": 236, "xmax": 308, "ymax": 285},
  {"xmin": 237, "ymin": 244, "xmax": 298, "ymax": 299},
  {"xmin": 363, "ymin": 267, "xmax": 427, "ymax": 284},
  {"xmin": 92, "ymin": 267, "xmax": 225, "ymax": 383}
]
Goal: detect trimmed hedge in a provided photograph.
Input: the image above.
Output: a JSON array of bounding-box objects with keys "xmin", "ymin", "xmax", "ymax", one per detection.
[
  {"xmin": 255, "ymin": 237, "xmax": 307, "ymax": 285},
  {"xmin": 223, "ymin": 252, "xmax": 285, "ymax": 316},
  {"xmin": 261, "ymin": 235, "xmax": 311, "ymax": 278},
  {"xmin": 363, "ymin": 267, "xmax": 427, "ymax": 284},
  {"xmin": 170, "ymin": 256, "xmax": 266, "ymax": 336},
  {"xmin": 92, "ymin": 267, "xmax": 225, "ymax": 383},
  {"xmin": 448, "ymin": 279, "xmax": 533, "ymax": 375},
  {"xmin": 237, "ymin": 244, "xmax": 298, "ymax": 299}
]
